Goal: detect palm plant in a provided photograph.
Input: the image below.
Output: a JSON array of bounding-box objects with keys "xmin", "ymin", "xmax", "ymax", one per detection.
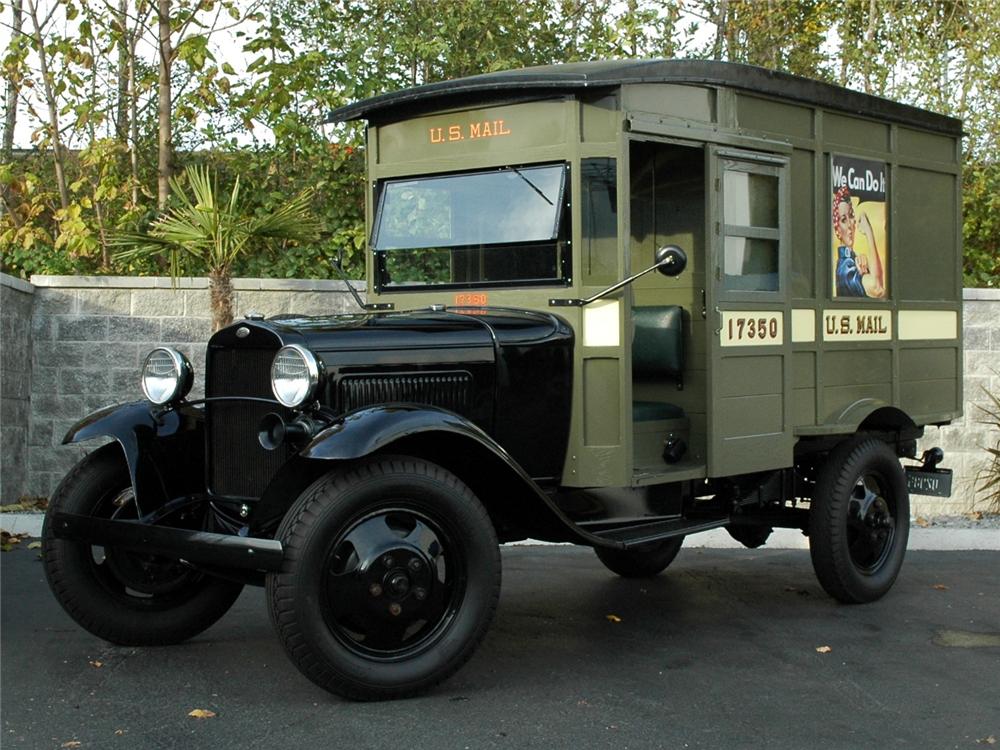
[
  {"xmin": 974, "ymin": 382, "xmax": 1000, "ymax": 514},
  {"xmin": 113, "ymin": 165, "xmax": 321, "ymax": 331}
]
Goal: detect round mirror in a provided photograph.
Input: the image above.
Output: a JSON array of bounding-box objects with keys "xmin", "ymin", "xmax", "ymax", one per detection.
[{"xmin": 654, "ymin": 245, "xmax": 688, "ymax": 277}]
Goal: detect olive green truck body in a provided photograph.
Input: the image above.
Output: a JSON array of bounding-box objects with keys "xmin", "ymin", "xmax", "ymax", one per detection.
[{"xmin": 338, "ymin": 59, "xmax": 963, "ymax": 491}]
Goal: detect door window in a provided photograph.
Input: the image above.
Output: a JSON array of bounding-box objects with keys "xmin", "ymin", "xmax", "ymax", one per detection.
[{"xmin": 720, "ymin": 158, "xmax": 784, "ymax": 294}]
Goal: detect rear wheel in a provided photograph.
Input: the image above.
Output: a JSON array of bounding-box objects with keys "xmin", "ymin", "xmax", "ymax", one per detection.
[
  {"xmin": 42, "ymin": 444, "xmax": 244, "ymax": 645},
  {"xmin": 809, "ymin": 436, "xmax": 909, "ymax": 603},
  {"xmin": 594, "ymin": 537, "xmax": 684, "ymax": 578},
  {"xmin": 267, "ymin": 457, "xmax": 501, "ymax": 701}
]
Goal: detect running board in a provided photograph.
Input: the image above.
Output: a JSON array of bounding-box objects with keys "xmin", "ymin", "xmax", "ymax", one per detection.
[{"xmin": 589, "ymin": 516, "xmax": 731, "ymax": 548}]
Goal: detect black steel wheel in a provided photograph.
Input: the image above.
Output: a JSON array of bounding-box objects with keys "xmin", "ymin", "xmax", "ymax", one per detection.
[
  {"xmin": 42, "ymin": 444, "xmax": 244, "ymax": 645},
  {"xmin": 809, "ymin": 436, "xmax": 910, "ymax": 603},
  {"xmin": 594, "ymin": 536, "xmax": 684, "ymax": 578},
  {"xmin": 267, "ymin": 457, "xmax": 501, "ymax": 701}
]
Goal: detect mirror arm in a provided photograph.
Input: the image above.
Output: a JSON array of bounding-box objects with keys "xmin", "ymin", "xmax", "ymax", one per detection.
[{"xmin": 549, "ymin": 257, "xmax": 680, "ymax": 308}]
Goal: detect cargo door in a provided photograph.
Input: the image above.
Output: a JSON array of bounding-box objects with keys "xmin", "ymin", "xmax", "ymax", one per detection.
[{"xmin": 706, "ymin": 147, "xmax": 794, "ymax": 477}]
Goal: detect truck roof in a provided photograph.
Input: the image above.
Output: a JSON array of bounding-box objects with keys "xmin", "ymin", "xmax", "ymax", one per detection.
[{"xmin": 328, "ymin": 59, "xmax": 961, "ymax": 136}]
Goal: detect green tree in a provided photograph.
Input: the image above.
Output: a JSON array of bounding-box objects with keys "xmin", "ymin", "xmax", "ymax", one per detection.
[{"xmin": 112, "ymin": 165, "xmax": 320, "ymax": 330}]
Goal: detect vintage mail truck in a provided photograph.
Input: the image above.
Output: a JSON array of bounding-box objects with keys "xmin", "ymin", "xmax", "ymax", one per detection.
[{"xmin": 43, "ymin": 60, "xmax": 962, "ymax": 700}]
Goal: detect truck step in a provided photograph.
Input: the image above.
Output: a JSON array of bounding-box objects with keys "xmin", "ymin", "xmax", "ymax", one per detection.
[{"xmin": 589, "ymin": 515, "xmax": 730, "ymax": 548}]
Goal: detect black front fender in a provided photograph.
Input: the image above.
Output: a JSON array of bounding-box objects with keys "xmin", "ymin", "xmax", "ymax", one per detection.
[
  {"xmin": 300, "ymin": 405, "xmax": 502, "ymax": 462},
  {"xmin": 250, "ymin": 405, "xmax": 598, "ymax": 547},
  {"xmin": 63, "ymin": 401, "xmax": 206, "ymax": 515}
]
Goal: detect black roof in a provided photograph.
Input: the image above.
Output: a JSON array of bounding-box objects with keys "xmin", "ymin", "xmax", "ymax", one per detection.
[{"xmin": 328, "ymin": 59, "xmax": 961, "ymax": 136}]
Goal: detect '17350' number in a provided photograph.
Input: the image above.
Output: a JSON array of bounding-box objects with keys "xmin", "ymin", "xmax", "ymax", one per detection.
[{"xmin": 729, "ymin": 316, "xmax": 779, "ymax": 340}]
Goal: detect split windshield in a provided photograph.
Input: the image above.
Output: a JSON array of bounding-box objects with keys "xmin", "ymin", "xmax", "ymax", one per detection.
[{"xmin": 372, "ymin": 163, "xmax": 569, "ymax": 290}]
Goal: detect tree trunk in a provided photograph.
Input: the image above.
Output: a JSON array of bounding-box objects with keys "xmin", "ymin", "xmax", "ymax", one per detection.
[
  {"xmin": 713, "ymin": 0, "xmax": 729, "ymax": 61},
  {"xmin": 2, "ymin": 0, "xmax": 22, "ymax": 163},
  {"xmin": 209, "ymin": 266, "xmax": 235, "ymax": 331},
  {"xmin": 157, "ymin": 0, "xmax": 173, "ymax": 210},
  {"xmin": 26, "ymin": 0, "xmax": 69, "ymax": 211},
  {"xmin": 115, "ymin": 0, "xmax": 129, "ymax": 140},
  {"xmin": 863, "ymin": 0, "xmax": 877, "ymax": 94},
  {"xmin": 129, "ymin": 18, "xmax": 140, "ymax": 208}
]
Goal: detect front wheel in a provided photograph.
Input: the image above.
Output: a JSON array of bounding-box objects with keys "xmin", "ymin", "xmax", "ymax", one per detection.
[
  {"xmin": 267, "ymin": 457, "xmax": 501, "ymax": 701},
  {"xmin": 594, "ymin": 536, "xmax": 684, "ymax": 578},
  {"xmin": 42, "ymin": 444, "xmax": 244, "ymax": 645},
  {"xmin": 808, "ymin": 436, "xmax": 909, "ymax": 603}
]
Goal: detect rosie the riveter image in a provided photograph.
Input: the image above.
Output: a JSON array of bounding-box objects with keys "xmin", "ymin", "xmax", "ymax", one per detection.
[{"xmin": 832, "ymin": 156, "xmax": 888, "ymax": 299}]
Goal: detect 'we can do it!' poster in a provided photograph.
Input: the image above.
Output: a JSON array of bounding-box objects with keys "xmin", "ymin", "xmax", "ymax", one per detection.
[{"xmin": 831, "ymin": 155, "xmax": 888, "ymax": 299}]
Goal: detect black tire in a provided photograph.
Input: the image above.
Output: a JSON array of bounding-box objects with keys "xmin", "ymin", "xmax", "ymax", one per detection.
[
  {"xmin": 42, "ymin": 444, "xmax": 244, "ymax": 645},
  {"xmin": 726, "ymin": 524, "xmax": 773, "ymax": 549},
  {"xmin": 594, "ymin": 537, "xmax": 684, "ymax": 578},
  {"xmin": 267, "ymin": 457, "xmax": 501, "ymax": 701},
  {"xmin": 809, "ymin": 436, "xmax": 910, "ymax": 604}
]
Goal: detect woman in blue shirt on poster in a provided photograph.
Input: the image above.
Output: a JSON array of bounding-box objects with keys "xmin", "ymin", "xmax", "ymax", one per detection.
[{"xmin": 833, "ymin": 185, "xmax": 885, "ymax": 298}]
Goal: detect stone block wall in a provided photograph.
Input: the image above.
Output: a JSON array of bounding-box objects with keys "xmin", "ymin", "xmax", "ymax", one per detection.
[
  {"xmin": 23, "ymin": 275, "xmax": 365, "ymax": 497},
  {"xmin": 1, "ymin": 273, "xmax": 35, "ymax": 502},
  {"xmin": 916, "ymin": 288, "xmax": 1000, "ymax": 515},
  {"xmin": 3, "ymin": 276, "xmax": 998, "ymax": 516}
]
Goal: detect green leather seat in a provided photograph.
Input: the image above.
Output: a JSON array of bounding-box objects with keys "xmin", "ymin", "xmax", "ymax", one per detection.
[{"xmin": 632, "ymin": 305, "xmax": 685, "ymax": 423}]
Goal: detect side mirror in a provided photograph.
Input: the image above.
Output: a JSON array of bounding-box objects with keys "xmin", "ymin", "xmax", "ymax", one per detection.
[{"xmin": 655, "ymin": 245, "xmax": 687, "ymax": 277}]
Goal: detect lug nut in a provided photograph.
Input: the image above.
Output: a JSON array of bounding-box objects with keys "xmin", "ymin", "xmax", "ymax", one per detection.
[
  {"xmin": 389, "ymin": 603, "xmax": 402, "ymax": 616},
  {"xmin": 408, "ymin": 558, "xmax": 422, "ymax": 572},
  {"xmin": 382, "ymin": 555, "xmax": 395, "ymax": 568},
  {"xmin": 369, "ymin": 583, "xmax": 383, "ymax": 597},
  {"xmin": 414, "ymin": 587, "xmax": 427, "ymax": 601}
]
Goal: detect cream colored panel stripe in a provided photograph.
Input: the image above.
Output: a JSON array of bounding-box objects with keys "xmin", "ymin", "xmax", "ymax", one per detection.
[
  {"xmin": 583, "ymin": 299, "xmax": 620, "ymax": 347},
  {"xmin": 898, "ymin": 310, "xmax": 958, "ymax": 340},
  {"xmin": 791, "ymin": 309, "xmax": 815, "ymax": 343}
]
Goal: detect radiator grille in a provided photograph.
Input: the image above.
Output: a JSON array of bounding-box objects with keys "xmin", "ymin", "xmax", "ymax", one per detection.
[
  {"xmin": 339, "ymin": 372, "xmax": 472, "ymax": 414},
  {"xmin": 207, "ymin": 348, "xmax": 291, "ymax": 498}
]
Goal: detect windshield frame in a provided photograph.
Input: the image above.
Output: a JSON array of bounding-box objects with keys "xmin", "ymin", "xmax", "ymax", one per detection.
[{"xmin": 371, "ymin": 162, "xmax": 572, "ymax": 293}]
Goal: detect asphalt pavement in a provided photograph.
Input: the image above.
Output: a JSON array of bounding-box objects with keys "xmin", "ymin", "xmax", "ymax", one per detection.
[{"xmin": 2, "ymin": 543, "xmax": 998, "ymax": 749}]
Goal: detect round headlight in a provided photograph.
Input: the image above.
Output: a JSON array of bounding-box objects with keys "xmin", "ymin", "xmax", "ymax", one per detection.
[
  {"xmin": 141, "ymin": 347, "xmax": 193, "ymax": 405},
  {"xmin": 271, "ymin": 345, "xmax": 320, "ymax": 408}
]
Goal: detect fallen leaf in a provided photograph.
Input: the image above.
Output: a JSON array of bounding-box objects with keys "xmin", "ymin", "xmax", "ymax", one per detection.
[
  {"xmin": 976, "ymin": 736, "xmax": 996, "ymax": 746},
  {"xmin": 966, "ymin": 510, "xmax": 984, "ymax": 521},
  {"xmin": 815, "ymin": 645, "xmax": 832, "ymax": 654},
  {"xmin": 61, "ymin": 743, "xmax": 81, "ymax": 749},
  {"xmin": 114, "ymin": 729, "xmax": 126, "ymax": 736},
  {"xmin": 605, "ymin": 614, "xmax": 622, "ymax": 623},
  {"xmin": 931, "ymin": 584, "xmax": 948, "ymax": 591},
  {"xmin": 0, "ymin": 530, "xmax": 28, "ymax": 547},
  {"xmin": 27, "ymin": 541, "xmax": 41, "ymax": 550},
  {"xmin": 89, "ymin": 660, "xmax": 103, "ymax": 668},
  {"xmin": 915, "ymin": 516, "xmax": 930, "ymax": 527},
  {"xmin": 188, "ymin": 709, "xmax": 216, "ymax": 719},
  {"xmin": 0, "ymin": 497, "xmax": 47, "ymax": 512}
]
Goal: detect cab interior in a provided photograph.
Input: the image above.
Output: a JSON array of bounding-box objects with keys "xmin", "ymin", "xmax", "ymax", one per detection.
[{"xmin": 627, "ymin": 139, "xmax": 708, "ymax": 480}]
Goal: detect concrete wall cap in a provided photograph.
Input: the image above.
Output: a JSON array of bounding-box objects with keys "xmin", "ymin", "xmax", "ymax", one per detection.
[
  {"xmin": 28, "ymin": 275, "xmax": 365, "ymax": 291},
  {"xmin": 1, "ymin": 272, "xmax": 35, "ymax": 294},
  {"xmin": 964, "ymin": 288, "xmax": 1000, "ymax": 301}
]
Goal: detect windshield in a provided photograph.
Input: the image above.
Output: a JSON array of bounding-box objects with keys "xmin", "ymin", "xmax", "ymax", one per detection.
[{"xmin": 372, "ymin": 163, "xmax": 569, "ymax": 290}]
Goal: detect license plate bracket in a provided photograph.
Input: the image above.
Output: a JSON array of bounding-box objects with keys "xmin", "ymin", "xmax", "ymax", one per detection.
[{"xmin": 905, "ymin": 467, "xmax": 953, "ymax": 497}]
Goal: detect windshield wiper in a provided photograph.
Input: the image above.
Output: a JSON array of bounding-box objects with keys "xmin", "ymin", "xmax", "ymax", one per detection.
[{"xmin": 507, "ymin": 166, "xmax": 553, "ymax": 206}]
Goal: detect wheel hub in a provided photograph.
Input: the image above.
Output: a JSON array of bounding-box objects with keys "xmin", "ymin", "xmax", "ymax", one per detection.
[
  {"xmin": 847, "ymin": 476, "xmax": 896, "ymax": 574},
  {"xmin": 323, "ymin": 508, "xmax": 456, "ymax": 656}
]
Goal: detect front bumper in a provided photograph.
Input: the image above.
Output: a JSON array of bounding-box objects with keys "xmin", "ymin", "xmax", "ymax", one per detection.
[{"xmin": 50, "ymin": 512, "xmax": 285, "ymax": 573}]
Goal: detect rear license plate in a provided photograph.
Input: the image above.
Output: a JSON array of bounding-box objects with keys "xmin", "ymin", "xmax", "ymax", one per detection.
[{"xmin": 905, "ymin": 467, "xmax": 953, "ymax": 497}]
